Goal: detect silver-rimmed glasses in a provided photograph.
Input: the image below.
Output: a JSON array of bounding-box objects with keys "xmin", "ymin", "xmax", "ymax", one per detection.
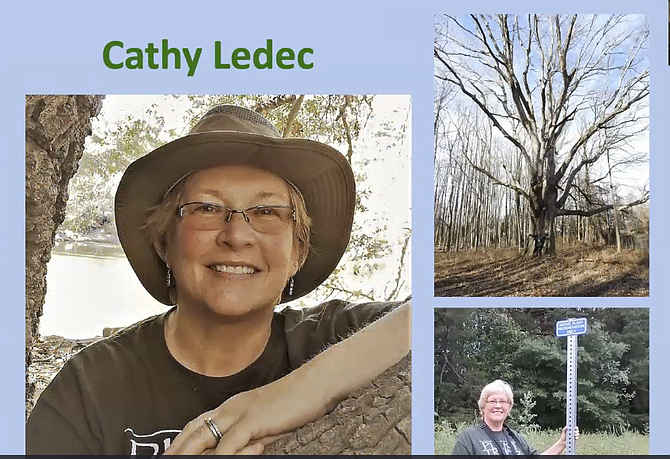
[
  {"xmin": 177, "ymin": 201, "xmax": 295, "ymax": 234},
  {"xmin": 486, "ymin": 399, "xmax": 510, "ymax": 406}
]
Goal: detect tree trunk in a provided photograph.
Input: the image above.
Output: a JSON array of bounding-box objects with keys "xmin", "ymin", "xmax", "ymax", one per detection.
[
  {"xmin": 606, "ymin": 148, "xmax": 622, "ymax": 252},
  {"xmin": 25, "ymin": 95, "xmax": 104, "ymax": 416},
  {"xmin": 263, "ymin": 355, "xmax": 411, "ymax": 455}
]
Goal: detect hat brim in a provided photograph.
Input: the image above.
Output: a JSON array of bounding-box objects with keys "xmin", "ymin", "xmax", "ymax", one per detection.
[{"xmin": 115, "ymin": 131, "xmax": 355, "ymax": 306}]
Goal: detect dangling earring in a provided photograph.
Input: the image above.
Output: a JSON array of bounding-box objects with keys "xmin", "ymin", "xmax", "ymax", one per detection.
[
  {"xmin": 288, "ymin": 277, "xmax": 294, "ymax": 296},
  {"xmin": 166, "ymin": 268, "xmax": 173, "ymax": 288}
]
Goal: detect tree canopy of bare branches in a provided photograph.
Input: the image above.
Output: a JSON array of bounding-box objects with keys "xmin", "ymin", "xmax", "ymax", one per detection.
[{"xmin": 435, "ymin": 14, "xmax": 649, "ymax": 254}]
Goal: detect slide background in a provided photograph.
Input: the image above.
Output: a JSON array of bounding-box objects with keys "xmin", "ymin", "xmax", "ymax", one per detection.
[{"xmin": 0, "ymin": 0, "xmax": 666, "ymax": 455}]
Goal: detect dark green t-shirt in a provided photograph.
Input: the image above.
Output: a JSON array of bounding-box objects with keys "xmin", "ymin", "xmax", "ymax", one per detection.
[
  {"xmin": 451, "ymin": 422, "xmax": 539, "ymax": 456},
  {"xmin": 26, "ymin": 300, "xmax": 398, "ymax": 455}
]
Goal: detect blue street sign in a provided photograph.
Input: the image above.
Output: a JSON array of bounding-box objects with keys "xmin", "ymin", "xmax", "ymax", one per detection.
[{"xmin": 556, "ymin": 318, "xmax": 588, "ymax": 337}]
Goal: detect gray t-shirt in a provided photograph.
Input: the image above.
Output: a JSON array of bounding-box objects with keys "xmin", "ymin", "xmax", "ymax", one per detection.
[{"xmin": 452, "ymin": 422, "xmax": 539, "ymax": 456}]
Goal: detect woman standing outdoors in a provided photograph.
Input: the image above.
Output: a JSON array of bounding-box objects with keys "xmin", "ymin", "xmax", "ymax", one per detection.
[
  {"xmin": 452, "ymin": 380, "xmax": 578, "ymax": 456},
  {"xmin": 27, "ymin": 104, "xmax": 410, "ymax": 455}
]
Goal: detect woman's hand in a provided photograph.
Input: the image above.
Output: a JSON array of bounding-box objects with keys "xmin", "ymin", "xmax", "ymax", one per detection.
[
  {"xmin": 165, "ymin": 301, "xmax": 410, "ymax": 455},
  {"xmin": 164, "ymin": 375, "xmax": 328, "ymax": 455},
  {"xmin": 541, "ymin": 426, "xmax": 579, "ymax": 455},
  {"xmin": 559, "ymin": 425, "xmax": 580, "ymax": 443}
]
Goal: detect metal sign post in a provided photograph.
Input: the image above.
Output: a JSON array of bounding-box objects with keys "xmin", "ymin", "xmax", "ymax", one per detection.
[
  {"xmin": 555, "ymin": 318, "xmax": 588, "ymax": 456},
  {"xmin": 565, "ymin": 334, "xmax": 578, "ymax": 455}
]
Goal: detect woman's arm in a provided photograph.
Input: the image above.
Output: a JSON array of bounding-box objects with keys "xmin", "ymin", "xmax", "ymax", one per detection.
[
  {"xmin": 165, "ymin": 300, "xmax": 411, "ymax": 455},
  {"xmin": 540, "ymin": 426, "xmax": 579, "ymax": 455},
  {"xmin": 296, "ymin": 299, "xmax": 411, "ymax": 412}
]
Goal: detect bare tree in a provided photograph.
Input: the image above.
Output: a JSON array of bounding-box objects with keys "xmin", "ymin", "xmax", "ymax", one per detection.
[{"xmin": 435, "ymin": 14, "xmax": 649, "ymax": 254}]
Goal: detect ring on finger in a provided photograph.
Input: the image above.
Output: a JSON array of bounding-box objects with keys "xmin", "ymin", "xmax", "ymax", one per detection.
[{"xmin": 204, "ymin": 416, "xmax": 223, "ymax": 442}]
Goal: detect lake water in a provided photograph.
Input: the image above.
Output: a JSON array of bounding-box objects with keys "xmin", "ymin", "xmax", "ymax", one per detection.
[{"xmin": 40, "ymin": 252, "xmax": 169, "ymax": 338}]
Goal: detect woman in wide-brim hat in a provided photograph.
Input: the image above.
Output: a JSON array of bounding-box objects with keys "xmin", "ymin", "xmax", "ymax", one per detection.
[{"xmin": 26, "ymin": 104, "xmax": 411, "ymax": 455}]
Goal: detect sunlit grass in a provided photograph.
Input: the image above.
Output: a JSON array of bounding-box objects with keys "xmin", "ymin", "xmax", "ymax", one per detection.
[{"xmin": 435, "ymin": 421, "xmax": 648, "ymax": 455}]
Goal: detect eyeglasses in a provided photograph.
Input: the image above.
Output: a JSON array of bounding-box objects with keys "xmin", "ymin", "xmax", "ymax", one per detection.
[
  {"xmin": 486, "ymin": 399, "xmax": 510, "ymax": 406},
  {"xmin": 177, "ymin": 202, "xmax": 295, "ymax": 234}
]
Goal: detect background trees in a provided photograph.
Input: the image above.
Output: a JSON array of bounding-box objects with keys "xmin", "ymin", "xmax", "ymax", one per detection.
[
  {"xmin": 434, "ymin": 308, "xmax": 649, "ymax": 433},
  {"xmin": 434, "ymin": 15, "xmax": 649, "ymax": 254}
]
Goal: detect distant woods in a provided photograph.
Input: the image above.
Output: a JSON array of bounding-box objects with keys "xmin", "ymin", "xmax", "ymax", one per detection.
[
  {"xmin": 434, "ymin": 15, "xmax": 649, "ymax": 255},
  {"xmin": 434, "ymin": 308, "xmax": 649, "ymax": 433}
]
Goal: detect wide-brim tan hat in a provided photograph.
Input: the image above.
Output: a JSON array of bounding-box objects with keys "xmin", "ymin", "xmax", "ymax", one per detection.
[{"xmin": 115, "ymin": 105, "xmax": 356, "ymax": 305}]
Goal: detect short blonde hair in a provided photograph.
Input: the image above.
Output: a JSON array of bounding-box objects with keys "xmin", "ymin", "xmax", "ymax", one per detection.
[
  {"xmin": 142, "ymin": 172, "xmax": 312, "ymax": 269},
  {"xmin": 478, "ymin": 380, "xmax": 514, "ymax": 413}
]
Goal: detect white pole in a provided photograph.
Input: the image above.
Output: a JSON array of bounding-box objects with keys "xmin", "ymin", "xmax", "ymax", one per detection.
[{"xmin": 566, "ymin": 334, "xmax": 578, "ymax": 455}]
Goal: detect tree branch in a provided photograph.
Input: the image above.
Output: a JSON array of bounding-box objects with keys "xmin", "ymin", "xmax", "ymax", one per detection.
[
  {"xmin": 282, "ymin": 95, "xmax": 305, "ymax": 137},
  {"xmin": 385, "ymin": 229, "xmax": 411, "ymax": 301},
  {"xmin": 336, "ymin": 95, "xmax": 355, "ymax": 163},
  {"xmin": 434, "ymin": 47, "xmax": 531, "ymax": 162},
  {"xmin": 557, "ymin": 193, "xmax": 648, "ymax": 217},
  {"xmin": 254, "ymin": 95, "xmax": 296, "ymax": 114}
]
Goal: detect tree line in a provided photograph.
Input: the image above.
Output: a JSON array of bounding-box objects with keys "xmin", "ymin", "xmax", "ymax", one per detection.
[{"xmin": 434, "ymin": 308, "xmax": 649, "ymax": 433}]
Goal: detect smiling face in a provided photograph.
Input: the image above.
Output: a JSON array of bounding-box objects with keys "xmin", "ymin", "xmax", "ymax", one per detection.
[
  {"xmin": 165, "ymin": 165, "xmax": 299, "ymax": 317},
  {"xmin": 481, "ymin": 391, "xmax": 512, "ymax": 428}
]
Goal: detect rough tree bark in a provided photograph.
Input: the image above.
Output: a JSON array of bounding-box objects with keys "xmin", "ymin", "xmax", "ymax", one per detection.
[
  {"xmin": 263, "ymin": 355, "xmax": 411, "ymax": 455},
  {"xmin": 25, "ymin": 95, "xmax": 104, "ymax": 415}
]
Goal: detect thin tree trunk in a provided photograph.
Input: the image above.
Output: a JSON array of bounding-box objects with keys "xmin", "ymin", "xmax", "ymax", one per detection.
[{"xmin": 606, "ymin": 148, "xmax": 622, "ymax": 252}]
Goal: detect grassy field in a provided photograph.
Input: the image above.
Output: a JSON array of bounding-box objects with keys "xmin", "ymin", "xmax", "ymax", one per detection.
[
  {"xmin": 435, "ymin": 421, "xmax": 649, "ymax": 455},
  {"xmin": 434, "ymin": 245, "xmax": 648, "ymax": 297}
]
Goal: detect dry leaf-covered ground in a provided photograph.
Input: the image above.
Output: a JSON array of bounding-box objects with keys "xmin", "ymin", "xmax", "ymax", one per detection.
[{"xmin": 434, "ymin": 246, "xmax": 649, "ymax": 297}]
